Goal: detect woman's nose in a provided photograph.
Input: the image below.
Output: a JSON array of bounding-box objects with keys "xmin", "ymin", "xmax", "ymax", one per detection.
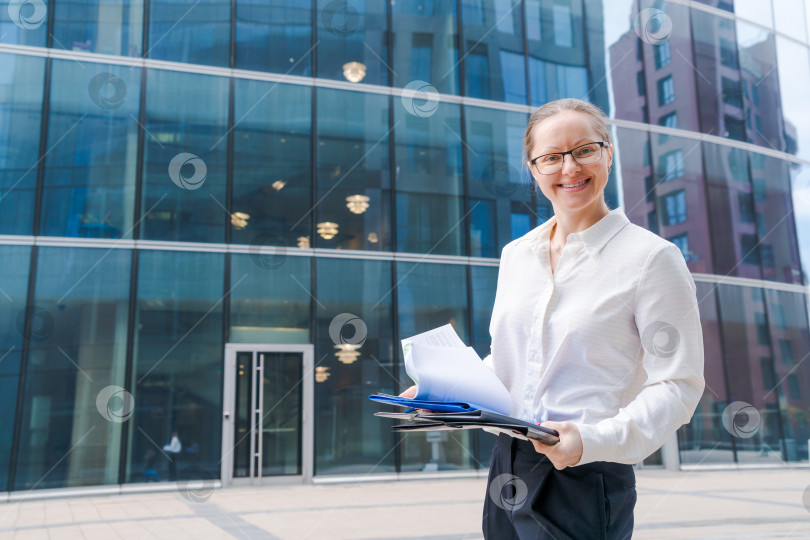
[{"xmin": 561, "ymin": 153, "xmax": 581, "ymax": 174}]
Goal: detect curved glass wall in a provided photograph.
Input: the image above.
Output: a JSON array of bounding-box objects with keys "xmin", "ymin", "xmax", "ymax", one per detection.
[{"xmin": 0, "ymin": 0, "xmax": 808, "ymax": 490}]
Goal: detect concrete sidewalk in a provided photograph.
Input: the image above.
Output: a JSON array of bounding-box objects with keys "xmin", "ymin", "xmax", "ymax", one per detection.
[{"xmin": 0, "ymin": 468, "xmax": 808, "ymax": 539}]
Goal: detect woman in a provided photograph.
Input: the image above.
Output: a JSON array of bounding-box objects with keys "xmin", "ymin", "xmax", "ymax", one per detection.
[{"xmin": 405, "ymin": 98, "xmax": 704, "ymax": 539}]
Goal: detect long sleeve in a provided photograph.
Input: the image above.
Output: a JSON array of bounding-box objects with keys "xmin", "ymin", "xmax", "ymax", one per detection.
[{"xmin": 574, "ymin": 243, "xmax": 705, "ymax": 465}]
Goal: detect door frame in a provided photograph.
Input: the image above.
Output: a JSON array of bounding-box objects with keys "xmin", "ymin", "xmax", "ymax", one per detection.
[{"xmin": 221, "ymin": 343, "xmax": 314, "ymax": 486}]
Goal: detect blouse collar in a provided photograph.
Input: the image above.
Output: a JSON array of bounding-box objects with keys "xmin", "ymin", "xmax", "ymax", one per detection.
[{"xmin": 527, "ymin": 207, "xmax": 630, "ymax": 256}]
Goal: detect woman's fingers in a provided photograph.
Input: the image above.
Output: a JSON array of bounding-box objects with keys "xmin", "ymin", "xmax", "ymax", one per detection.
[
  {"xmin": 529, "ymin": 421, "xmax": 583, "ymax": 470},
  {"xmin": 398, "ymin": 385, "xmax": 417, "ymax": 398}
]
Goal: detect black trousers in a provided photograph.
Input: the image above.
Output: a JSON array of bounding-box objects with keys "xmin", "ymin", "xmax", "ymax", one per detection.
[{"xmin": 483, "ymin": 434, "xmax": 636, "ymax": 540}]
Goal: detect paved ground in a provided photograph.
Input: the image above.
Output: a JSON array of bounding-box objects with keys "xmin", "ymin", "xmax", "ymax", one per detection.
[{"xmin": 0, "ymin": 468, "xmax": 809, "ymax": 539}]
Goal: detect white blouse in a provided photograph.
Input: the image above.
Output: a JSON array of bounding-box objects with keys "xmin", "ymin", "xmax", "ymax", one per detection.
[{"xmin": 483, "ymin": 208, "xmax": 705, "ymax": 466}]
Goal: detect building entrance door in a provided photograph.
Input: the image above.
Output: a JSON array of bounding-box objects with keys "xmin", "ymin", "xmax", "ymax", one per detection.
[{"xmin": 221, "ymin": 344, "xmax": 313, "ymax": 485}]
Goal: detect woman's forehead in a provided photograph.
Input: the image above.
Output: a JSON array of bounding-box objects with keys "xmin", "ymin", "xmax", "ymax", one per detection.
[{"xmin": 531, "ymin": 112, "xmax": 600, "ymax": 151}]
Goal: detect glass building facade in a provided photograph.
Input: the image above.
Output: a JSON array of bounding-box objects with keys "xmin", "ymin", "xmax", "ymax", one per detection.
[{"xmin": 0, "ymin": 0, "xmax": 809, "ymax": 492}]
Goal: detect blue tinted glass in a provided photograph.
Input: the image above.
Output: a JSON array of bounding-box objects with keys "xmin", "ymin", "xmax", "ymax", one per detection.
[
  {"xmin": 392, "ymin": 0, "xmax": 459, "ymax": 95},
  {"xmin": 232, "ymin": 79, "xmax": 311, "ymax": 247},
  {"xmin": 469, "ymin": 198, "xmax": 496, "ymax": 257},
  {"xmin": 52, "ymin": 0, "xmax": 143, "ymax": 56},
  {"xmin": 235, "ymin": 0, "xmax": 312, "ymax": 75},
  {"xmin": 460, "ymin": 0, "xmax": 526, "ymax": 104},
  {"xmin": 0, "ymin": 0, "xmax": 48, "ymax": 46},
  {"xmin": 0, "ymin": 245, "xmax": 30, "ymax": 492},
  {"xmin": 528, "ymin": 58, "xmax": 588, "ymax": 105},
  {"xmin": 126, "ymin": 250, "xmax": 224, "ymax": 483},
  {"xmin": 229, "ymin": 253, "xmax": 311, "ymax": 344},
  {"xmin": 14, "ymin": 247, "xmax": 130, "ymax": 490},
  {"xmin": 148, "ymin": 0, "xmax": 230, "ymax": 66},
  {"xmin": 315, "ymin": 257, "xmax": 395, "ymax": 475},
  {"xmin": 395, "ymin": 101, "xmax": 464, "ymax": 255},
  {"xmin": 396, "ymin": 261, "xmax": 472, "ymax": 472},
  {"xmin": 316, "ymin": 88, "xmax": 390, "ymax": 250},
  {"xmin": 510, "ymin": 211, "xmax": 530, "ymax": 239},
  {"xmin": 0, "ymin": 53, "xmax": 44, "ymax": 235},
  {"xmin": 141, "ymin": 69, "xmax": 229, "ymax": 242},
  {"xmin": 464, "ymin": 106, "xmax": 532, "ymax": 254},
  {"xmin": 317, "ymin": 0, "xmax": 387, "ymax": 85},
  {"xmin": 41, "ymin": 60, "xmax": 141, "ymax": 239}
]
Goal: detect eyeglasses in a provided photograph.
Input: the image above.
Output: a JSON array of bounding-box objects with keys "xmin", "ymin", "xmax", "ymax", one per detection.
[{"xmin": 529, "ymin": 141, "xmax": 609, "ymax": 175}]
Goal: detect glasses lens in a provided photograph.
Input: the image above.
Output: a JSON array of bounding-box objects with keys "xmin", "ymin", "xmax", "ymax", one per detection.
[
  {"xmin": 535, "ymin": 154, "xmax": 563, "ymax": 174},
  {"xmin": 573, "ymin": 143, "xmax": 603, "ymax": 165}
]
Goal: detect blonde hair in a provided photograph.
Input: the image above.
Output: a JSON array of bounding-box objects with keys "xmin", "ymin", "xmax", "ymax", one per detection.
[{"xmin": 523, "ymin": 98, "xmax": 612, "ymax": 163}]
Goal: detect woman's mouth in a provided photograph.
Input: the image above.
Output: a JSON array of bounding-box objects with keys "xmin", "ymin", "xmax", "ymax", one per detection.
[{"xmin": 557, "ymin": 178, "xmax": 590, "ymax": 191}]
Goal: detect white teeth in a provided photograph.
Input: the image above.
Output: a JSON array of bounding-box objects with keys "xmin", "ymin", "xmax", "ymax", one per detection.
[{"xmin": 560, "ymin": 179, "xmax": 588, "ymax": 188}]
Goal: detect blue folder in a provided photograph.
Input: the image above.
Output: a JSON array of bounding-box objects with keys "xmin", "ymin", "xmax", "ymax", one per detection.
[{"xmin": 368, "ymin": 393, "xmax": 478, "ymax": 413}]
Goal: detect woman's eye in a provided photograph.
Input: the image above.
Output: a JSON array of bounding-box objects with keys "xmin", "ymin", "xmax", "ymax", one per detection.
[{"xmin": 542, "ymin": 155, "xmax": 561, "ymax": 163}]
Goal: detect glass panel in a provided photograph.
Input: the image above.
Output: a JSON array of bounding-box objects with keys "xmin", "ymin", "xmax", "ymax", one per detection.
[
  {"xmin": 261, "ymin": 352, "xmax": 302, "ymax": 475},
  {"xmin": 464, "ymin": 106, "xmax": 531, "ymax": 256},
  {"xmin": 766, "ymin": 289, "xmax": 810, "ymax": 462},
  {"xmin": 0, "ymin": 245, "xmax": 30, "ymax": 491},
  {"xmin": 148, "ymin": 0, "xmax": 231, "ymax": 66},
  {"xmin": 316, "ymin": 0, "xmax": 387, "ymax": 86},
  {"xmin": 316, "ymin": 88, "xmax": 390, "ymax": 250},
  {"xmin": 394, "ymin": 101, "xmax": 464, "ymax": 255},
  {"xmin": 0, "ymin": 53, "xmax": 44, "ymax": 235},
  {"xmin": 235, "ymin": 0, "xmax": 313, "ymax": 76},
  {"xmin": 461, "ymin": 0, "xmax": 526, "ymax": 104},
  {"xmin": 525, "ymin": 0, "xmax": 588, "ymax": 106},
  {"xmin": 233, "ymin": 351, "xmax": 252, "ymax": 478},
  {"xmin": 677, "ymin": 282, "xmax": 733, "ymax": 464},
  {"xmin": 396, "ymin": 261, "xmax": 472, "ymax": 472},
  {"xmin": 775, "ymin": 36, "xmax": 810, "ymax": 161},
  {"xmin": 0, "ymin": 0, "xmax": 48, "ymax": 47},
  {"xmin": 126, "ymin": 250, "xmax": 224, "ymax": 483},
  {"xmin": 791, "ymin": 163, "xmax": 810, "ymax": 289},
  {"xmin": 232, "ymin": 79, "xmax": 311, "ymax": 247},
  {"xmin": 315, "ymin": 258, "xmax": 395, "ymax": 475},
  {"xmin": 41, "ymin": 60, "xmax": 141, "ymax": 239},
  {"xmin": 471, "ymin": 265, "xmax": 498, "ymax": 468},
  {"xmin": 734, "ymin": 0, "xmax": 773, "ymax": 29},
  {"xmin": 140, "ymin": 69, "xmax": 229, "ymax": 242},
  {"xmin": 52, "ymin": 0, "xmax": 143, "ymax": 56},
  {"xmin": 229, "ymin": 254, "xmax": 311, "ymax": 344},
  {"xmin": 391, "ymin": 0, "xmax": 459, "ymax": 95},
  {"xmin": 13, "ymin": 247, "xmax": 130, "ymax": 490},
  {"xmin": 773, "ymin": 0, "xmax": 807, "ymax": 42}
]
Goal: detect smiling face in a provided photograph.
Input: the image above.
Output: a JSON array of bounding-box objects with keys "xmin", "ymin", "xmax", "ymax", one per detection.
[{"xmin": 527, "ymin": 110, "xmax": 613, "ymax": 219}]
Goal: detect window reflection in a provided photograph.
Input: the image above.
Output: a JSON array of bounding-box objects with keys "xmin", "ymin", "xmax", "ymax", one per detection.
[
  {"xmin": 392, "ymin": 0, "xmax": 459, "ymax": 95},
  {"xmin": 395, "ymin": 100, "xmax": 464, "ymax": 255},
  {"xmin": 52, "ymin": 0, "xmax": 143, "ymax": 56},
  {"xmin": 316, "ymin": 0, "xmax": 387, "ymax": 86},
  {"xmin": 396, "ymin": 261, "xmax": 472, "ymax": 472},
  {"xmin": 232, "ymin": 79, "xmax": 311, "ymax": 247},
  {"xmin": 126, "ymin": 250, "xmax": 224, "ymax": 483},
  {"xmin": 235, "ymin": 0, "xmax": 312, "ymax": 76},
  {"xmin": 315, "ymin": 258, "xmax": 395, "ymax": 475},
  {"xmin": 14, "ymin": 247, "xmax": 130, "ymax": 490},
  {"xmin": 0, "ymin": 53, "xmax": 43, "ymax": 236},
  {"xmin": 0, "ymin": 245, "xmax": 30, "ymax": 492},
  {"xmin": 0, "ymin": 0, "xmax": 47, "ymax": 47},
  {"xmin": 316, "ymin": 88, "xmax": 390, "ymax": 251},
  {"xmin": 148, "ymin": 0, "xmax": 230, "ymax": 66},
  {"xmin": 41, "ymin": 61, "xmax": 141, "ymax": 239},
  {"xmin": 140, "ymin": 69, "xmax": 229, "ymax": 243}
]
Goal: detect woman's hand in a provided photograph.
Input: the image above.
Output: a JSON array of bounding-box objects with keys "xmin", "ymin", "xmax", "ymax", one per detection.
[
  {"xmin": 530, "ymin": 421, "xmax": 583, "ymax": 470},
  {"xmin": 399, "ymin": 385, "xmax": 417, "ymax": 398}
]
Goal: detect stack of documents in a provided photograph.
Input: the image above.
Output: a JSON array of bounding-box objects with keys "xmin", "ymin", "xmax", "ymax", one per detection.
[{"xmin": 369, "ymin": 325, "xmax": 559, "ymax": 446}]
